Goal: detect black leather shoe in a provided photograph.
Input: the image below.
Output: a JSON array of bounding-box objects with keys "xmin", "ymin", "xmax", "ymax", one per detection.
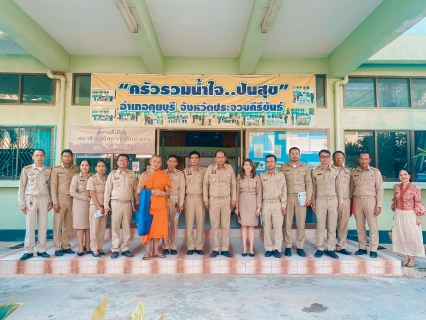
[
  {"xmin": 195, "ymin": 250, "xmax": 204, "ymax": 255},
  {"xmin": 265, "ymin": 251, "xmax": 272, "ymax": 257},
  {"xmin": 37, "ymin": 252, "xmax": 50, "ymax": 258},
  {"xmin": 121, "ymin": 250, "xmax": 133, "ymax": 257},
  {"xmin": 20, "ymin": 253, "xmax": 33, "ymax": 260},
  {"xmin": 355, "ymin": 249, "xmax": 367, "ymax": 255},
  {"xmin": 92, "ymin": 253, "xmax": 100, "ymax": 258},
  {"xmin": 163, "ymin": 249, "xmax": 170, "ymax": 255},
  {"xmin": 187, "ymin": 250, "xmax": 194, "ymax": 255},
  {"xmin": 111, "ymin": 252, "xmax": 119, "ymax": 259},
  {"xmin": 336, "ymin": 249, "xmax": 352, "ymax": 255},
  {"xmin": 220, "ymin": 251, "xmax": 233, "ymax": 258},
  {"xmin": 284, "ymin": 248, "xmax": 292, "ymax": 257},
  {"xmin": 242, "ymin": 252, "xmax": 247, "ymax": 257},
  {"xmin": 273, "ymin": 250, "xmax": 281, "ymax": 258},
  {"xmin": 249, "ymin": 253, "xmax": 255, "ymax": 257},
  {"xmin": 170, "ymin": 250, "xmax": 177, "ymax": 255},
  {"xmin": 62, "ymin": 249, "xmax": 75, "ymax": 254},
  {"xmin": 314, "ymin": 250, "xmax": 323, "ymax": 258},
  {"xmin": 297, "ymin": 249, "xmax": 306, "ymax": 257},
  {"xmin": 55, "ymin": 250, "xmax": 63, "ymax": 257},
  {"xmin": 325, "ymin": 250, "xmax": 339, "ymax": 259},
  {"xmin": 98, "ymin": 251, "xmax": 106, "ymax": 256},
  {"xmin": 86, "ymin": 250, "xmax": 93, "ymax": 255},
  {"xmin": 370, "ymin": 251, "xmax": 378, "ymax": 258},
  {"xmin": 77, "ymin": 252, "xmax": 84, "ymax": 256},
  {"xmin": 210, "ymin": 251, "xmax": 219, "ymax": 258}
]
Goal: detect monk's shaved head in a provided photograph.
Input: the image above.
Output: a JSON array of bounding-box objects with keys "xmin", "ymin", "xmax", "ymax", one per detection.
[{"xmin": 150, "ymin": 155, "xmax": 162, "ymax": 162}]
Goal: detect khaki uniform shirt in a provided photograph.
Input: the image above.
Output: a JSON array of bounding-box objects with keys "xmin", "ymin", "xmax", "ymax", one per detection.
[
  {"xmin": 259, "ymin": 170, "xmax": 287, "ymax": 208},
  {"xmin": 86, "ymin": 173, "xmax": 106, "ymax": 206},
  {"xmin": 164, "ymin": 168, "xmax": 185, "ymax": 206},
  {"xmin": 311, "ymin": 165, "xmax": 343, "ymax": 205},
  {"xmin": 104, "ymin": 169, "xmax": 139, "ymax": 209},
  {"xmin": 349, "ymin": 166, "xmax": 384, "ymax": 207},
  {"xmin": 69, "ymin": 173, "xmax": 91, "ymax": 201},
  {"xmin": 184, "ymin": 166, "xmax": 206, "ymax": 196},
  {"xmin": 333, "ymin": 165, "xmax": 351, "ymax": 199},
  {"xmin": 203, "ymin": 164, "xmax": 236, "ymax": 201},
  {"xmin": 236, "ymin": 175, "xmax": 262, "ymax": 209},
  {"xmin": 50, "ymin": 163, "xmax": 80, "ymax": 205},
  {"xmin": 280, "ymin": 162, "xmax": 313, "ymax": 200},
  {"xmin": 18, "ymin": 164, "xmax": 51, "ymax": 205}
]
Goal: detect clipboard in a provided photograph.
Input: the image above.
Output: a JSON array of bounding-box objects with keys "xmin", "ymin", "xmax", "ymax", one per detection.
[{"xmin": 297, "ymin": 192, "xmax": 306, "ymax": 206}]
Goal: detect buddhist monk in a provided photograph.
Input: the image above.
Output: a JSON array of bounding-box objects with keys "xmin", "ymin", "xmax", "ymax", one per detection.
[{"xmin": 137, "ymin": 155, "xmax": 171, "ymax": 260}]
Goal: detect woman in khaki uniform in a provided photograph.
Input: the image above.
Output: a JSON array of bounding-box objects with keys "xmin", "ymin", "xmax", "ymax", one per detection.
[
  {"xmin": 86, "ymin": 160, "xmax": 107, "ymax": 258},
  {"xmin": 235, "ymin": 159, "xmax": 262, "ymax": 257},
  {"xmin": 69, "ymin": 159, "xmax": 92, "ymax": 256}
]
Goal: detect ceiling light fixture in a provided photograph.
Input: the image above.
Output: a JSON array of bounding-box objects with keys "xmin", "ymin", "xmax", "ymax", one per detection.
[
  {"xmin": 261, "ymin": 0, "xmax": 279, "ymax": 33},
  {"xmin": 115, "ymin": 0, "xmax": 138, "ymax": 33}
]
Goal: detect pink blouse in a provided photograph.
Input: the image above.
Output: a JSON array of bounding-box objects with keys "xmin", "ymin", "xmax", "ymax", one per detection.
[{"xmin": 391, "ymin": 183, "xmax": 425, "ymax": 216}]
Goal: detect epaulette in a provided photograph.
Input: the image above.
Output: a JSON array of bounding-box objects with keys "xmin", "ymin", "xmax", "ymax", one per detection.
[
  {"xmin": 54, "ymin": 165, "xmax": 61, "ymax": 168},
  {"xmin": 313, "ymin": 166, "xmax": 320, "ymax": 170},
  {"xmin": 372, "ymin": 167, "xmax": 379, "ymax": 171},
  {"xmin": 24, "ymin": 165, "xmax": 32, "ymax": 169},
  {"xmin": 208, "ymin": 164, "xmax": 215, "ymax": 168}
]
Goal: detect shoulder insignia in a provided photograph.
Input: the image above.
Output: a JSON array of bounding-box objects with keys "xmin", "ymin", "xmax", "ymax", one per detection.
[
  {"xmin": 313, "ymin": 166, "xmax": 320, "ymax": 170},
  {"xmin": 54, "ymin": 165, "xmax": 61, "ymax": 168},
  {"xmin": 208, "ymin": 164, "xmax": 215, "ymax": 168},
  {"xmin": 24, "ymin": 165, "xmax": 32, "ymax": 169},
  {"xmin": 372, "ymin": 167, "xmax": 379, "ymax": 171}
]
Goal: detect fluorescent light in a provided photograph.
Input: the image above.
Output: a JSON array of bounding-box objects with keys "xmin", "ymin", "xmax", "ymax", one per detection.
[
  {"xmin": 261, "ymin": 0, "xmax": 279, "ymax": 33},
  {"xmin": 115, "ymin": 0, "xmax": 138, "ymax": 33},
  {"xmin": 0, "ymin": 30, "xmax": 4, "ymax": 35}
]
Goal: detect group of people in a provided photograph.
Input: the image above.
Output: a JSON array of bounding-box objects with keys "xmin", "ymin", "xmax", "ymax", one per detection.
[{"xmin": 18, "ymin": 147, "xmax": 425, "ymax": 266}]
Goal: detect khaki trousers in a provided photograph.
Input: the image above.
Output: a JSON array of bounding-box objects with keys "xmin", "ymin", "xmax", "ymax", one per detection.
[
  {"xmin": 163, "ymin": 195, "xmax": 179, "ymax": 250},
  {"xmin": 53, "ymin": 195, "xmax": 73, "ymax": 251},
  {"xmin": 262, "ymin": 201, "xmax": 283, "ymax": 251},
  {"xmin": 315, "ymin": 197, "xmax": 338, "ymax": 250},
  {"xmin": 354, "ymin": 197, "xmax": 379, "ymax": 251},
  {"xmin": 24, "ymin": 195, "xmax": 49, "ymax": 253},
  {"xmin": 336, "ymin": 198, "xmax": 351, "ymax": 250},
  {"xmin": 209, "ymin": 196, "xmax": 231, "ymax": 252},
  {"xmin": 111, "ymin": 200, "xmax": 133, "ymax": 252},
  {"xmin": 89, "ymin": 204, "xmax": 107, "ymax": 252},
  {"xmin": 185, "ymin": 195, "xmax": 205, "ymax": 250},
  {"xmin": 283, "ymin": 194, "xmax": 307, "ymax": 249}
]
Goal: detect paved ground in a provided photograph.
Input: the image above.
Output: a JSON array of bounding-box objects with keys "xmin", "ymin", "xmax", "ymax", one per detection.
[{"xmin": 1, "ymin": 274, "xmax": 426, "ymax": 320}]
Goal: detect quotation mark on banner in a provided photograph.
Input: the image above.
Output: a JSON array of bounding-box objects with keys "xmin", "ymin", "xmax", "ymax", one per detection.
[{"xmin": 118, "ymin": 83, "xmax": 129, "ymax": 90}]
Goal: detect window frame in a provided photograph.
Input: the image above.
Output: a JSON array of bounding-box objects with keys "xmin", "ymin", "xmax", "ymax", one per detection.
[
  {"xmin": 315, "ymin": 74, "xmax": 327, "ymax": 108},
  {"xmin": 72, "ymin": 73, "xmax": 91, "ymax": 106}
]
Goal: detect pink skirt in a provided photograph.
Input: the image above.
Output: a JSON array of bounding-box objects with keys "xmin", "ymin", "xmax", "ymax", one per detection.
[{"xmin": 392, "ymin": 209, "xmax": 425, "ymax": 257}]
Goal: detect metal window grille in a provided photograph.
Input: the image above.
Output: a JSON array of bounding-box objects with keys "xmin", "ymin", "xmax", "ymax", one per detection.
[{"xmin": 0, "ymin": 126, "xmax": 54, "ymax": 180}]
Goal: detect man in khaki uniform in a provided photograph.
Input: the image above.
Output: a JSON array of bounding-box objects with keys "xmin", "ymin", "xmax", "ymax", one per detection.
[
  {"xmin": 50, "ymin": 149, "xmax": 79, "ymax": 256},
  {"xmin": 162, "ymin": 154, "xmax": 185, "ymax": 255},
  {"xmin": 203, "ymin": 150, "xmax": 236, "ymax": 258},
  {"xmin": 18, "ymin": 149, "xmax": 53, "ymax": 260},
  {"xmin": 260, "ymin": 154, "xmax": 287, "ymax": 258},
  {"xmin": 332, "ymin": 151, "xmax": 352, "ymax": 255},
  {"xmin": 280, "ymin": 147, "xmax": 312, "ymax": 257},
  {"xmin": 311, "ymin": 149, "xmax": 343, "ymax": 259},
  {"xmin": 184, "ymin": 151, "xmax": 207, "ymax": 255},
  {"xmin": 105, "ymin": 154, "xmax": 139, "ymax": 259},
  {"xmin": 349, "ymin": 152, "xmax": 384, "ymax": 258}
]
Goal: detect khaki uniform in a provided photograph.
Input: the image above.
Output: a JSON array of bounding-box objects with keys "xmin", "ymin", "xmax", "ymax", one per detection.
[
  {"xmin": 18, "ymin": 164, "xmax": 51, "ymax": 253},
  {"xmin": 280, "ymin": 162, "xmax": 312, "ymax": 249},
  {"xmin": 163, "ymin": 169, "xmax": 185, "ymax": 250},
  {"xmin": 86, "ymin": 173, "xmax": 107, "ymax": 253},
  {"xmin": 104, "ymin": 169, "xmax": 139, "ymax": 253},
  {"xmin": 333, "ymin": 165, "xmax": 351, "ymax": 250},
  {"xmin": 69, "ymin": 173, "xmax": 91, "ymax": 229},
  {"xmin": 184, "ymin": 166, "xmax": 206, "ymax": 250},
  {"xmin": 311, "ymin": 165, "xmax": 343, "ymax": 251},
  {"xmin": 260, "ymin": 171, "xmax": 287, "ymax": 251},
  {"xmin": 349, "ymin": 166, "xmax": 384, "ymax": 252},
  {"xmin": 203, "ymin": 164, "xmax": 236, "ymax": 252},
  {"xmin": 50, "ymin": 164, "xmax": 80, "ymax": 251}
]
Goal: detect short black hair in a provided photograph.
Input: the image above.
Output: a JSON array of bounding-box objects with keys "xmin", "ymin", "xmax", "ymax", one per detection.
[
  {"xmin": 168, "ymin": 154, "xmax": 178, "ymax": 161},
  {"xmin": 215, "ymin": 150, "xmax": 226, "ymax": 157},
  {"xmin": 96, "ymin": 159, "xmax": 107, "ymax": 167},
  {"xmin": 79, "ymin": 159, "xmax": 91, "ymax": 167},
  {"xmin": 358, "ymin": 151, "xmax": 371, "ymax": 159},
  {"xmin": 189, "ymin": 150, "xmax": 200, "ymax": 158},
  {"xmin": 117, "ymin": 154, "xmax": 130, "ymax": 162},
  {"xmin": 33, "ymin": 149, "xmax": 45, "ymax": 155},
  {"xmin": 318, "ymin": 149, "xmax": 330, "ymax": 157},
  {"xmin": 332, "ymin": 151, "xmax": 345, "ymax": 158},
  {"xmin": 265, "ymin": 154, "xmax": 277, "ymax": 161},
  {"xmin": 289, "ymin": 147, "xmax": 300, "ymax": 154},
  {"xmin": 61, "ymin": 149, "xmax": 73, "ymax": 156}
]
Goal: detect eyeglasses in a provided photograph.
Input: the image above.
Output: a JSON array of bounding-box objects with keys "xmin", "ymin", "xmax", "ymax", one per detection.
[{"xmin": 319, "ymin": 156, "xmax": 330, "ymax": 159}]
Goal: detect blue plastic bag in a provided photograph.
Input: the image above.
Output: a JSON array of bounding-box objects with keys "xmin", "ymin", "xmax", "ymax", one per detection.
[{"xmin": 136, "ymin": 189, "xmax": 152, "ymax": 236}]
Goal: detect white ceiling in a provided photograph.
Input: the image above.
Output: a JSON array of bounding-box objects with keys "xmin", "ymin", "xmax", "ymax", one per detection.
[
  {"xmin": 262, "ymin": 0, "xmax": 383, "ymax": 57},
  {"xmin": 146, "ymin": 0, "xmax": 253, "ymax": 57}
]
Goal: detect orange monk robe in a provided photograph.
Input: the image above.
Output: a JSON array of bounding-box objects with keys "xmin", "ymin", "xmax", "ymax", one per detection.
[{"xmin": 141, "ymin": 170, "xmax": 172, "ymax": 244}]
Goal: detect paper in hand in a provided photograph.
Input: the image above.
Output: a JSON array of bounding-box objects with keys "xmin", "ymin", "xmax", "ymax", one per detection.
[
  {"xmin": 259, "ymin": 213, "xmax": 263, "ymax": 226},
  {"xmin": 297, "ymin": 192, "xmax": 307, "ymax": 206},
  {"xmin": 174, "ymin": 211, "xmax": 181, "ymax": 220}
]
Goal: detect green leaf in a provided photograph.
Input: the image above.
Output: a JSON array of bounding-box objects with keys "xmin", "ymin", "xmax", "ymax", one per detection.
[
  {"xmin": 92, "ymin": 293, "xmax": 108, "ymax": 320},
  {"xmin": 127, "ymin": 302, "xmax": 145, "ymax": 320},
  {"xmin": 0, "ymin": 302, "xmax": 22, "ymax": 320}
]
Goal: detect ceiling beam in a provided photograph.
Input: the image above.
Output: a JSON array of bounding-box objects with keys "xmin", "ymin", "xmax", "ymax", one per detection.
[
  {"xmin": 123, "ymin": 0, "xmax": 164, "ymax": 74},
  {"xmin": 328, "ymin": 0, "xmax": 426, "ymax": 78},
  {"xmin": 239, "ymin": 0, "xmax": 283, "ymax": 74},
  {"xmin": 0, "ymin": 0, "xmax": 70, "ymax": 71}
]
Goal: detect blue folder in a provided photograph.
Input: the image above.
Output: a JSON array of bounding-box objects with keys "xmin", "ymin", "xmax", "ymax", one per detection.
[{"xmin": 136, "ymin": 189, "xmax": 152, "ymax": 236}]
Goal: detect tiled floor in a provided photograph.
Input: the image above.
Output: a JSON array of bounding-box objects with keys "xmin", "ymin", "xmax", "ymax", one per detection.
[{"xmin": 0, "ymin": 229, "xmax": 401, "ymax": 276}]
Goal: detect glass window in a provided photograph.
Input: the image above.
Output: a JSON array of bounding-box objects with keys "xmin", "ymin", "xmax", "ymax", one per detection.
[
  {"xmin": 414, "ymin": 131, "xmax": 426, "ymax": 182},
  {"xmin": 0, "ymin": 74, "xmax": 19, "ymax": 104},
  {"xmin": 377, "ymin": 131, "xmax": 408, "ymax": 180},
  {"xmin": 344, "ymin": 78, "xmax": 376, "ymax": 107},
  {"xmin": 412, "ymin": 78, "xmax": 426, "ymax": 107},
  {"xmin": 21, "ymin": 75, "xmax": 54, "ymax": 104},
  {"xmin": 378, "ymin": 78, "xmax": 410, "ymax": 107},
  {"xmin": 344, "ymin": 131, "xmax": 375, "ymax": 169},
  {"xmin": 73, "ymin": 74, "xmax": 91, "ymax": 105},
  {"xmin": 315, "ymin": 75, "xmax": 326, "ymax": 107}
]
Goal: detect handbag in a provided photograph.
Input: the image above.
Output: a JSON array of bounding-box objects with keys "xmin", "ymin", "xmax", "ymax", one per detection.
[{"xmin": 135, "ymin": 188, "xmax": 152, "ymax": 236}]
